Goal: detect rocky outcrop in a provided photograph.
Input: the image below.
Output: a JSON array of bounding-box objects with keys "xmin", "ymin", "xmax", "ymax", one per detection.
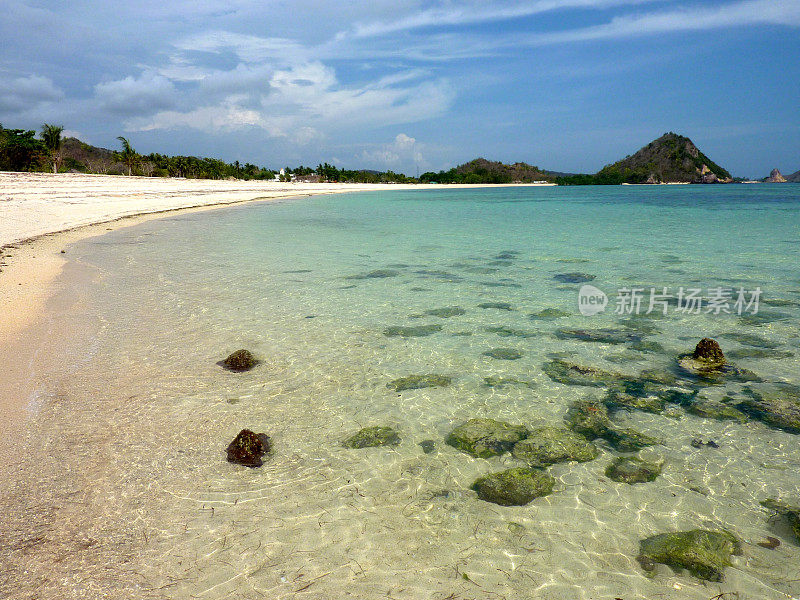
[
  {"xmin": 637, "ymin": 529, "xmax": 742, "ymax": 581},
  {"xmin": 766, "ymin": 168, "xmax": 787, "ymax": 183},
  {"xmin": 511, "ymin": 427, "xmax": 598, "ymax": 466},
  {"xmin": 226, "ymin": 429, "xmax": 272, "ymax": 467},
  {"xmin": 471, "ymin": 467, "xmax": 555, "ymax": 506},
  {"xmin": 343, "ymin": 426, "xmax": 401, "ymax": 448},
  {"xmin": 446, "ymin": 418, "xmax": 528, "ymax": 458},
  {"xmin": 605, "ymin": 456, "xmax": 662, "ymax": 484},
  {"xmin": 221, "ymin": 349, "xmax": 259, "ymax": 372}
]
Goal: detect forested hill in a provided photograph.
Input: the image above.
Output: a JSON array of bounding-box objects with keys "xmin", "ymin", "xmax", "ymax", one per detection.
[
  {"xmin": 557, "ymin": 133, "xmax": 733, "ymax": 185},
  {"xmin": 420, "ymin": 158, "xmax": 554, "ymax": 184}
]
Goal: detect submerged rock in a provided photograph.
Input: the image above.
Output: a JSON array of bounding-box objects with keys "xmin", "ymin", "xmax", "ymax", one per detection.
[
  {"xmin": 603, "ymin": 427, "xmax": 660, "ymax": 452},
  {"xmin": 484, "ymin": 326, "xmax": 536, "ymax": 338},
  {"xmin": 604, "ymin": 379, "xmax": 667, "ymax": 414},
  {"xmin": 556, "ymin": 328, "xmax": 640, "ymax": 345},
  {"xmin": 226, "ymin": 429, "xmax": 272, "ymax": 467},
  {"xmin": 483, "ymin": 376, "xmax": 535, "ymax": 389},
  {"xmin": 446, "ymin": 418, "xmax": 529, "ymax": 458},
  {"xmin": 760, "ymin": 499, "xmax": 800, "ymax": 543},
  {"xmin": 553, "ymin": 272, "xmax": 595, "ymax": 284},
  {"xmin": 478, "ymin": 302, "xmax": 514, "ymax": 311},
  {"xmin": 529, "ymin": 308, "xmax": 571, "ymax": 320},
  {"xmin": 720, "ymin": 332, "xmax": 780, "ymax": 349},
  {"xmin": 605, "ymin": 456, "xmax": 662, "ymax": 484},
  {"xmin": 347, "ymin": 269, "xmax": 400, "ymax": 279},
  {"xmin": 678, "ymin": 338, "xmax": 761, "ymax": 383},
  {"xmin": 420, "ymin": 439, "xmax": 437, "ymax": 454},
  {"xmin": 383, "ymin": 324, "xmax": 442, "ymax": 337},
  {"xmin": 471, "ymin": 467, "xmax": 554, "ymax": 506},
  {"xmin": 512, "ymin": 427, "xmax": 598, "ymax": 466},
  {"xmin": 388, "ymin": 374, "xmax": 452, "ymax": 392},
  {"xmin": 424, "ymin": 306, "xmax": 466, "ymax": 318},
  {"xmin": 221, "ymin": 349, "xmax": 259, "ymax": 372},
  {"xmin": 637, "ymin": 529, "xmax": 742, "ymax": 582},
  {"xmin": 343, "ymin": 426, "xmax": 401, "ymax": 448},
  {"xmin": 727, "ymin": 348, "xmax": 794, "ymax": 360},
  {"xmin": 543, "ymin": 359, "xmax": 622, "ymax": 387},
  {"xmin": 482, "ymin": 347, "xmax": 524, "ymax": 360},
  {"xmin": 737, "ymin": 384, "xmax": 800, "ymax": 433},
  {"xmin": 564, "ymin": 399, "xmax": 612, "ymax": 438},
  {"xmin": 687, "ymin": 399, "xmax": 748, "ymax": 422}
]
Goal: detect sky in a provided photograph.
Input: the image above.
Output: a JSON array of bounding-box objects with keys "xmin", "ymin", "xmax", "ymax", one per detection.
[{"xmin": 1, "ymin": 0, "xmax": 798, "ymax": 177}]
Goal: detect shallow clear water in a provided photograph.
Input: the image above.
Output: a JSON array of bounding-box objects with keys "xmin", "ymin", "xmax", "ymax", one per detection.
[{"xmin": 7, "ymin": 184, "xmax": 800, "ymax": 599}]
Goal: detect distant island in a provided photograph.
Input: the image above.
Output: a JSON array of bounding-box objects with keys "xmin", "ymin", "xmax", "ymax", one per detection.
[{"xmin": 1, "ymin": 123, "xmax": 796, "ymax": 186}]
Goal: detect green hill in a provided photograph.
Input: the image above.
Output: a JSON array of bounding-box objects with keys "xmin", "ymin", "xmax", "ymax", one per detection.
[
  {"xmin": 786, "ymin": 169, "xmax": 800, "ymax": 183},
  {"xmin": 557, "ymin": 133, "xmax": 733, "ymax": 185},
  {"xmin": 420, "ymin": 158, "xmax": 554, "ymax": 184}
]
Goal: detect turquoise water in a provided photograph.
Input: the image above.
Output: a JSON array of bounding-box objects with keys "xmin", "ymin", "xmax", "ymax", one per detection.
[{"xmin": 6, "ymin": 184, "xmax": 800, "ymax": 599}]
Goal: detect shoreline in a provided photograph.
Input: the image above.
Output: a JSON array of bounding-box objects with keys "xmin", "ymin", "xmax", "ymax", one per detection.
[{"xmin": 0, "ymin": 173, "xmax": 552, "ymax": 457}]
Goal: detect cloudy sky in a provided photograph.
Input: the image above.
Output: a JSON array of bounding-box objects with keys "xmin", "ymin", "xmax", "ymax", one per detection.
[{"xmin": 1, "ymin": 0, "xmax": 798, "ymax": 177}]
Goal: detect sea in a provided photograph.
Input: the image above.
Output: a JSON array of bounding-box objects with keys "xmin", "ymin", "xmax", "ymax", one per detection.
[{"xmin": 3, "ymin": 184, "xmax": 800, "ymax": 600}]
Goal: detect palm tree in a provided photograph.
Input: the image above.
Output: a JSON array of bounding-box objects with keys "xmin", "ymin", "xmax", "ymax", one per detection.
[
  {"xmin": 41, "ymin": 123, "xmax": 64, "ymax": 173},
  {"xmin": 117, "ymin": 136, "xmax": 138, "ymax": 176}
]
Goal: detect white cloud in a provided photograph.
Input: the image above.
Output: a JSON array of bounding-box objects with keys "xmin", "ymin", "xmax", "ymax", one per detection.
[
  {"xmin": 94, "ymin": 72, "xmax": 178, "ymax": 115},
  {"xmin": 527, "ymin": 0, "xmax": 800, "ymax": 45},
  {"xmin": 0, "ymin": 74, "xmax": 63, "ymax": 113},
  {"xmin": 361, "ymin": 133, "xmax": 423, "ymax": 168},
  {"xmin": 339, "ymin": 0, "xmax": 659, "ymax": 39}
]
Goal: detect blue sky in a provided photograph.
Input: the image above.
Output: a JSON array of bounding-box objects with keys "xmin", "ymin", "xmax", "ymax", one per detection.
[{"xmin": 1, "ymin": 0, "xmax": 798, "ymax": 177}]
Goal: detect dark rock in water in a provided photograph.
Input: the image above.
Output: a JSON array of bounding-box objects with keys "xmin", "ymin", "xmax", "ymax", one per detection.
[
  {"xmin": 727, "ymin": 348, "xmax": 794, "ymax": 360},
  {"xmin": 638, "ymin": 369, "xmax": 678, "ymax": 386},
  {"xmin": 691, "ymin": 438, "xmax": 719, "ymax": 449},
  {"xmin": 556, "ymin": 328, "xmax": 640, "ymax": 345},
  {"xmin": 495, "ymin": 251, "xmax": 519, "ymax": 260},
  {"xmin": 737, "ymin": 384, "xmax": 800, "ymax": 433},
  {"xmin": 343, "ymin": 426, "xmax": 400, "ymax": 448},
  {"xmin": 424, "ymin": 306, "xmax": 466, "ymax": 318},
  {"xmin": 543, "ymin": 359, "xmax": 622, "ymax": 387},
  {"xmin": 420, "ymin": 439, "xmax": 437, "ymax": 454},
  {"xmin": 383, "ymin": 324, "xmax": 442, "ymax": 337},
  {"xmin": 687, "ymin": 399, "xmax": 748, "ymax": 422},
  {"xmin": 415, "ymin": 269, "xmax": 463, "ymax": 282},
  {"xmin": 512, "ymin": 427, "xmax": 598, "ymax": 466},
  {"xmin": 553, "ymin": 272, "xmax": 596, "ymax": 284},
  {"xmin": 483, "ymin": 376, "xmax": 535, "ymax": 389},
  {"xmin": 529, "ymin": 308, "xmax": 571, "ymax": 320},
  {"xmin": 484, "ymin": 326, "xmax": 536, "ymax": 338},
  {"xmin": 226, "ymin": 429, "xmax": 271, "ymax": 467},
  {"xmin": 693, "ymin": 338, "xmax": 725, "ymax": 364},
  {"xmin": 471, "ymin": 467, "xmax": 554, "ymax": 506},
  {"xmin": 463, "ymin": 266, "xmax": 499, "ymax": 274},
  {"xmin": 564, "ymin": 399, "xmax": 612, "ymax": 439},
  {"xmin": 480, "ymin": 280, "xmax": 523, "ymax": 288},
  {"xmin": 446, "ymin": 418, "xmax": 529, "ymax": 458},
  {"xmin": 604, "ymin": 382, "xmax": 666, "ymax": 415},
  {"xmin": 347, "ymin": 269, "xmax": 400, "ymax": 279},
  {"xmin": 603, "ymin": 427, "xmax": 660, "ymax": 452},
  {"xmin": 605, "ymin": 456, "xmax": 662, "ymax": 484},
  {"xmin": 628, "ymin": 340, "xmax": 665, "ymax": 354},
  {"xmin": 221, "ymin": 349, "xmax": 259, "ymax": 372},
  {"xmin": 658, "ymin": 389, "xmax": 699, "ymax": 406},
  {"xmin": 757, "ymin": 536, "xmax": 781, "ymax": 550},
  {"xmin": 760, "ymin": 499, "xmax": 800, "ymax": 543},
  {"xmin": 388, "ymin": 374, "xmax": 451, "ymax": 392},
  {"xmin": 738, "ymin": 310, "xmax": 791, "ymax": 326},
  {"xmin": 483, "ymin": 347, "xmax": 524, "ymax": 360},
  {"xmin": 478, "ymin": 302, "xmax": 514, "ymax": 311},
  {"xmin": 637, "ymin": 530, "xmax": 742, "ymax": 582},
  {"xmin": 720, "ymin": 332, "xmax": 780, "ymax": 349}
]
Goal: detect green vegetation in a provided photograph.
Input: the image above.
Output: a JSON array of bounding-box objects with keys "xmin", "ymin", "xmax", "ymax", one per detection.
[
  {"xmin": 41, "ymin": 124, "xmax": 63, "ymax": 173},
  {"xmin": 0, "ymin": 124, "xmax": 45, "ymax": 171},
  {"xmin": 420, "ymin": 158, "xmax": 553, "ymax": 184}
]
